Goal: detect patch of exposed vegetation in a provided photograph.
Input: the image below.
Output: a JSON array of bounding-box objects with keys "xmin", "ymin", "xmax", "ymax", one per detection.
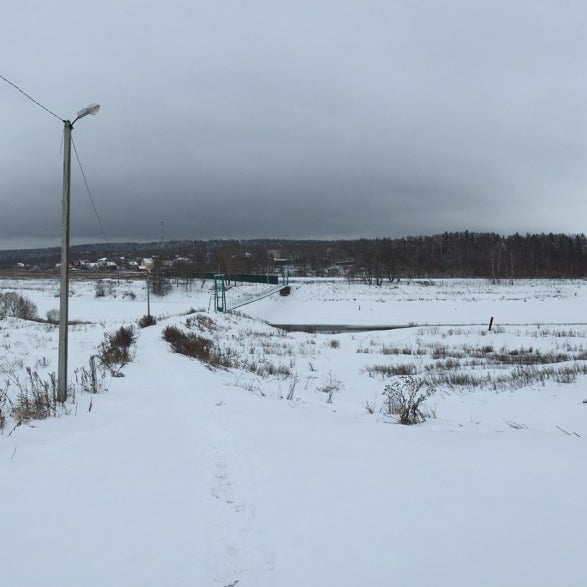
[
  {"xmin": 138, "ymin": 314, "xmax": 157, "ymax": 328},
  {"xmin": 381, "ymin": 377, "xmax": 435, "ymax": 425},
  {"xmin": 99, "ymin": 326, "xmax": 137, "ymax": 373},
  {"xmin": 163, "ymin": 325, "xmax": 231, "ymax": 368}
]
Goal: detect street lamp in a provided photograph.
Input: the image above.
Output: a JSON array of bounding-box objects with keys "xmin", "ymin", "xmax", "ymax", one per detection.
[{"xmin": 57, "ymin": 103, "xmax": 100, "ymax": 402}]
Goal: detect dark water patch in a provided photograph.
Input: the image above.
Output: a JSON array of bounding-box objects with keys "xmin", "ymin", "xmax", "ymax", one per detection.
[{"xmin": 271, "ymin": 324, "xmax": 414, "ymax": 334}]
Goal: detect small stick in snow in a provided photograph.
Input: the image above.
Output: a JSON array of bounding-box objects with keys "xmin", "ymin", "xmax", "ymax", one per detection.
[
  {"xmin": 505, "ymin": 420, "xmax": 527, "ymax": 430},
  {"xmin": 8, "ymin": 422, "xmax": 21, "ymax": 437},
  {"xmin": 556, "ymin": 425, "xmax": 571, "ymax": 435}
]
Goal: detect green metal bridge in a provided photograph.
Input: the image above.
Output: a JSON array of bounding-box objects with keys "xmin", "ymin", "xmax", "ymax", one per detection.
[{"xmin": 200, "ymin": 272, "xmax": 288, "ymax": 312}]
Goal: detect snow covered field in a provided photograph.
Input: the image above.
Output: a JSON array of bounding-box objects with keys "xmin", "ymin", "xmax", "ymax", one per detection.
[{"xmin": 1, "ymin": 277, "xmax": 586, "ymax": 586}]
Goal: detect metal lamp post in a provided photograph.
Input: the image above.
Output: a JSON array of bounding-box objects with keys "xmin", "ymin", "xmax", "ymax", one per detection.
[{"xmin": 57, "ymin": 103, "xmax": 100, "ymax": 402}]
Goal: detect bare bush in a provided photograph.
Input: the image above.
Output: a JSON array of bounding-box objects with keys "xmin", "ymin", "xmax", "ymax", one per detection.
[
  {"xmin": 0, "ymin": 292, "xmax": 38, "ymax": 320},
  {"xmin": 317, "ymin": 372, "xmax": 343, "ymax": 403},
  {"xmin": 138, "ymin": 314, "xmax": 157, "ymax": 328},
  {"xmin": 150, "ymin": 260, "xmax": 172, "ymax": 296},
  {"xmin": 46, "ymin": 308, "xmax": 59, "ymax": 324},
  {"xmin": 99, "ymin": 326, "xmax": 136, "ymax": 372},
  {"xmin": 112, "ymin": 325, "xmax": 135, "ymax": 348},
  {"xmin": 95, "ymin": 281, "xmax": 106, "ymax": 297},
  {"xmin": 382, "ymin": 377, "xmax": 435, "ymax": 425}
]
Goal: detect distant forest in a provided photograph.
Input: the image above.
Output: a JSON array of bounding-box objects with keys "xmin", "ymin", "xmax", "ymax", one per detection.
[{"xmin": 1, "ymin": 232, "xmax": 586, "ymax": 280}]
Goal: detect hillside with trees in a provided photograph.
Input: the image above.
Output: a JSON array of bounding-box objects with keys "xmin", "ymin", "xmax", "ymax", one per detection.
[{"xmin": 0, "ymin": 232, "xmax": 586, "ymax": 280}]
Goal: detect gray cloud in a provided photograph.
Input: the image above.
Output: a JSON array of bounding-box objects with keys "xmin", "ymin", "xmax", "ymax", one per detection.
[{"xmin": 3, "ymin": 0, "xmax": 587, "ymax": 249}]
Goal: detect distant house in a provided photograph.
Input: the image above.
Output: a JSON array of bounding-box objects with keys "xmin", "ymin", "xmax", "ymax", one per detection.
[
  {"xmin": 96, "ymin": 258, "xmax": 117, "ymax": 271},
  {"xmin": 139, "ymin": 258, "xmax": 154, "ymax": 272},
  {"xmin": 72, "ymin": 259, "xmax": 91, "ymax": 270}
]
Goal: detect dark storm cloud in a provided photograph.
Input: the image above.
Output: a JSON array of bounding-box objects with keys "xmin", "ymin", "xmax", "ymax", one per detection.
[{"xmin": 3, "ymin": 0, "xmax": 587, "ymax": 249}]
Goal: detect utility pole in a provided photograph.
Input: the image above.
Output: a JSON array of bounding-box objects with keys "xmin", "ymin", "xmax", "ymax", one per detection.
[
  {"xmin": 57, "ymin": 104, "xmax": 100, "ymax": 402},
  {"xmin": 57, "ymin": 121, "xmax": 72, "ymax": 402}
]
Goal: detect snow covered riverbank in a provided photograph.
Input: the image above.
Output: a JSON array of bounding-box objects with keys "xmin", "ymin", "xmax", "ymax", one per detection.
[{"xmin": 1, "ymin": 277, "xmax": 586, "ymax": 586}]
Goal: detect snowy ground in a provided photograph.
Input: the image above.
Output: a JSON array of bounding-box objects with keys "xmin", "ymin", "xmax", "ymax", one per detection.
[{"xmin": 1, "ymin": 277, "xmax": 586, "ymax": 586}]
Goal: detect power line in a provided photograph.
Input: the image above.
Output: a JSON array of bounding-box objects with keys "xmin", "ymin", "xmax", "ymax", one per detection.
[
  {"xmin": 1, "ymin": 74, "xmax": 107, "ymax": 244},
  {"xmin": 0, "ymin": 74, "xmax": 63, "ymax": 121},
  {"xmin": 71, "ymin": 136, "xmax": 110, "ymax": 245}
]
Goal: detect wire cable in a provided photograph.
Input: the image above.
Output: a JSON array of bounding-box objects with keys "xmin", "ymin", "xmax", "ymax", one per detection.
[
  {"xmin": 2, "ymin": 73, "xmax": 108, "ymax": 246},
  {"xmin": 71, "ymin": 136, "xmax": 110, "ymax": 245},
  {"xmin": 0, "ymin": 74, "xmax": 63, "ymax": 121}
]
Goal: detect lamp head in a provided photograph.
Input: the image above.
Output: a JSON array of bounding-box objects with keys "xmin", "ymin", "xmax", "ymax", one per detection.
[{"xmin": 76, "ymin": 103, "xmax": 100, "ymax": 120}]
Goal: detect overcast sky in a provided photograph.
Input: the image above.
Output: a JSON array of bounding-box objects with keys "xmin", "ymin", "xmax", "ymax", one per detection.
[{"xmin": 2, "ymin": 0, "xmax": 587, "ymax": 249}]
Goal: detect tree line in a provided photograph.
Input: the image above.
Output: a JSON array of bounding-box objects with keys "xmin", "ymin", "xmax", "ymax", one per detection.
[
  {"xmin": 337, "ymin": 232, "xmax": 587, "ymax": 281},
  {"xmin": 1, "ymin": 232, "xmax": 586, "ymax": 280}
]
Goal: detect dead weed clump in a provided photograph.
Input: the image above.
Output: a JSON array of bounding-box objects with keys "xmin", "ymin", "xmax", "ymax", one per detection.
[
  {"xmin": 99, "ymin": 326, "xmax": 136, "ymax": 373},
  {"xmin": 9, "ymin": 368, "xmax": 60, "ymax": 424},
  {"xmin": 75, "ymin": 355, "xmax": 107, "ymax": 394},
  {"xmin": 162, "ymin": 325, "xmax": 231, "ymax": 368},
  {"xmin": 138, "ymin": 314, "xmax": 157, "ymax": 328},
  {"xmin": 382, "ymin": 377, "xmax": 435, "ymax": 425}
]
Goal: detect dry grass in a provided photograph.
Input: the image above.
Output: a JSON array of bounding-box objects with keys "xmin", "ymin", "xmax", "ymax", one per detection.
[
  {"xmin": 365, "ymin": 363, "xmax": 418, "ymax": 377},
  {"xmin": 9, "ymin": 368, "xmax": 60, "ymax": 424},
  {"xmin": 163, "ymin": 325, "xmax": 231, "ymax": 368},
  {"xmin": 362, "ymin": 328, "xmax": 587, "ymax": 391}
]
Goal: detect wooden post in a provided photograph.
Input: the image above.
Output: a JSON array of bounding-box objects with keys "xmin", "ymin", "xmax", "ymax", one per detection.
[{"xmin": 488, "ymin": 316, "xmax": 494, "ymax": 331}]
